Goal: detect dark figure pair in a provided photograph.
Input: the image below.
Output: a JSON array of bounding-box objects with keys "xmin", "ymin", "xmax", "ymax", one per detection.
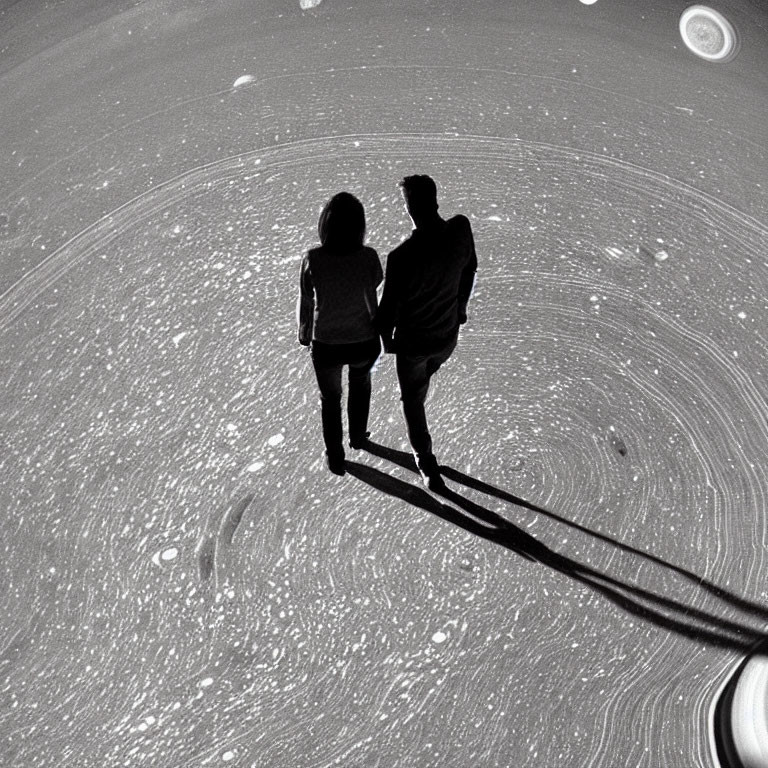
[{"xmin": 297, "ymin": 175, "xmax": 477, "ymax": 490}]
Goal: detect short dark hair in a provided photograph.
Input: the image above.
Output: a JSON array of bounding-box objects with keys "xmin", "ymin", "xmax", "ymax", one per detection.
[
  {"xmin": 399, "ymin": 175, "xmax": 438, "ymax": 212},
  {"xmin": 318, "ymin": 192, "xmax": 366, "ymax": 250}
]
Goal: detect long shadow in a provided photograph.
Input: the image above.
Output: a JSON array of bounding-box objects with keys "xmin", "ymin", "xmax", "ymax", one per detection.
[
  {"xmin": 346, "ymin": 453, "xmax": 767, "ymax": 651},
  {"xmin": 362, "ymin": 440, "xmax": 768, "ymax": 626}
]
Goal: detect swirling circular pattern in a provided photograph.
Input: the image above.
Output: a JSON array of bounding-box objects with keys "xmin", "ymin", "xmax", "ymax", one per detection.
[{"xmin": 2, "ymin": 131, "xmax": 768, "ymax": 766}]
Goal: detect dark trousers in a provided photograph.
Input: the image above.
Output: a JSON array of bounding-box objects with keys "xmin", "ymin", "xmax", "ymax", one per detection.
[
  {"xmin": 395, "ymin": 333, "xmax": 458, "ymax": 471},
  {"xmin": 311, "ymin": 338, "xmax": 381, "ymax": 459}
]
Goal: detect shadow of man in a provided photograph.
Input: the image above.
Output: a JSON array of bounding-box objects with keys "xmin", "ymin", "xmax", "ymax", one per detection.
[{"xmin": 346, "ymin": 443, "xmax": 768, "ymax": 652}]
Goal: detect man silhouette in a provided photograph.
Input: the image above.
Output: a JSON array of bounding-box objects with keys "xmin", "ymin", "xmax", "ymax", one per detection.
[{"xmin": 376, "ymin": 175, "xmax": 477, "ymax": 491}]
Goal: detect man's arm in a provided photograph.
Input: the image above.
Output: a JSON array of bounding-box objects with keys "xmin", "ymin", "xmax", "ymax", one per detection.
[
  {"xmin": 296, "ymin": 254, "xmax": 314, "ymax": 346},
  {"xmin": 457, "ymin": 218, "xmax": 478, "ymax": 324}
]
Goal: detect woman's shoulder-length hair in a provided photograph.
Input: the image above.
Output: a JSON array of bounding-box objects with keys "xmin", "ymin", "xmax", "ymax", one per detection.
[{"xmin": 318, "ymin": 192, "xmax": 366, "ymax": 251}]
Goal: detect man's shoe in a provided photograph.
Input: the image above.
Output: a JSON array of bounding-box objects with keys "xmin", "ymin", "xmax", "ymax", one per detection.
[
  {"xmin": 325, "ymin": 452, "xmax": 346, "ymax": 476},
  {"xmin": 415, "ymin": 453, "xmax": 445, "ymax": 492},
  {"xmin": 349, "ymin": 431, "xmax": 371, "ymax": 450},
  {"xmin": 419, "ymin": 467, "xmax": 446, "ymax": 492}
]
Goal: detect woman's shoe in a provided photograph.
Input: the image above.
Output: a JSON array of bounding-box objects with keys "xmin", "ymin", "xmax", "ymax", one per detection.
[
  {"xmin": 348, "ymin": 431, "xmax": 371, "ymax": 449},
  {"xmin": 325, "ymin": 452, "xmax": 346, "ymax": 475}
]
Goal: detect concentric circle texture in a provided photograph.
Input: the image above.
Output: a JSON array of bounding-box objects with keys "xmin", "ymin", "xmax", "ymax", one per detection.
[{"xmin": 2, "ymin": 123, "xmax": 768, "ymax": 765}]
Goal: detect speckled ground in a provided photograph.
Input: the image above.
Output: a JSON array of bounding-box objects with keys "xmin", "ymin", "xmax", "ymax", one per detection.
[{"xmin": 1, "ymin": 1, "xmax": 768, "ymax": 766}]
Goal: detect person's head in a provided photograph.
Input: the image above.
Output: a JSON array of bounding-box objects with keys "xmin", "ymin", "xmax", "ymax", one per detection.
[
  {"xmin": 399, "ymin": 174, "xmax": 439, "ymax": 225},
  {"xmin": 318, "ymin": 192, "xmax": 366, "ymax": 251}
]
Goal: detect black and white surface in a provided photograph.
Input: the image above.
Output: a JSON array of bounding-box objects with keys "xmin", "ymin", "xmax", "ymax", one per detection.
[{"xmin": 1, "ymin": 0, "xmax": 767, "ymax": 765}]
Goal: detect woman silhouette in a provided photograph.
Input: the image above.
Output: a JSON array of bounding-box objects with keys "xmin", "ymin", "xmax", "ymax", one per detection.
[{"xmin": 297, "ymin": 192, "xmax": 383, "ymax": 475}]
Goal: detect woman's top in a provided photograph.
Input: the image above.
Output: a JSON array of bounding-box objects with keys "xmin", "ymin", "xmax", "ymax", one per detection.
[{"xmin": 297, "ymin": 245, "xmax": 383, "ymax": 345}]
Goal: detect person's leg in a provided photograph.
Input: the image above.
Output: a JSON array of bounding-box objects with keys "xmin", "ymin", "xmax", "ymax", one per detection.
[
  {"xmin": 347, "ymin": 338, "xmax": 381, "ymax": 446},
  {"xmin": 396, "ymin": 353, "xmax": 435, "ymax": 466},
  {"xmin": 396, "ymin": 334, "xmax": 458, "ymax": 488},
  {"xmin": 310, "ymin": 343, "xmax": 345, "ymax": 473}
]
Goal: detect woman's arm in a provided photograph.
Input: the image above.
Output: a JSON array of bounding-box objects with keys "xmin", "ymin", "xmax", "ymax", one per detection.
[
  {"xmin": 374, "ymin": 249, "xmax": 402, "ymax": 353},
  {"xmin": 373, "ymin": 249, "xmax": 384, "ymax": 290},
  {"xmin": 296, "ymin": 254, "xmax": 314, "ymax": 346}
]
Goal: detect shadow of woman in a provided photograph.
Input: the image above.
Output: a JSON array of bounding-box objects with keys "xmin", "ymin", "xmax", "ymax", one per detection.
[{"xmin": 346, "ymin": 453, "xmax": 767, "ymax": 652}]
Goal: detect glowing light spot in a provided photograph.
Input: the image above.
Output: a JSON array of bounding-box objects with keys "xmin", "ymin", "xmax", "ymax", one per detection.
[
  {"xmin": 300, "ymin": 0, "xmax": 323, "ymax": 8},
  {"xmin": 432, "ymin": 630, "xmax": 448, "ymax": 644},
  {"xmin": 679, "ymin": 6, "xmax": 738, "ymax": 62},
  {"xmin": 578, "ymin": 0, "xmax": 598, "ymax": 5},
  {"xmin": 730, "ymin": 653, "xmax": 768, "ymax": 768}
]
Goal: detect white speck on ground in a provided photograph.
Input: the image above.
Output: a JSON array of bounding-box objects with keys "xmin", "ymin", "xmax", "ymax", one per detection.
[{"xmin": 232, "ymin": 75, "xmax": 255, "ymax": 88}]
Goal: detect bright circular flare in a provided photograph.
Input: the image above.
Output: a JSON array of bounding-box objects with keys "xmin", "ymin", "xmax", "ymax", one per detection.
[
  {"xmin": 578, "ymin": 0, "xmax": 599, "ymax": 5},
  {"xmin": 679, "ymin": 5, "xmax": 738, "ymax": 62},
  {"xmin": 730, "ymin": 653, "xmax": 768, "ymax": 768}
]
